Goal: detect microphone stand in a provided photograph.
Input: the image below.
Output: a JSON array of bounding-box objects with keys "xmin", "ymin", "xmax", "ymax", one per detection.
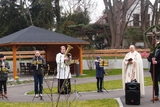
[
  {"xmin": 99, "ymin": 60, "xmax": 108, "ymax": 93},
  {"xmin": 73, "ymin": 63, "xmax": 82, "ymax": 98},
  {"xmin": 73, "ymin": 77, "xmax": 82, "ymax": 98}
]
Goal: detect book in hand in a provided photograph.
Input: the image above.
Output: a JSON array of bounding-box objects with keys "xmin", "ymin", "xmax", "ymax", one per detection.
[{"xmin": 128, "ymin": 58, "xmax": 133, "ymax": 62}]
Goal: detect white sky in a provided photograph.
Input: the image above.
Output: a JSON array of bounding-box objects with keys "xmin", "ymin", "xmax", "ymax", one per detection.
[{"xmin": 90, "ymin": 0, "xmax": 105, "ymax": 23}]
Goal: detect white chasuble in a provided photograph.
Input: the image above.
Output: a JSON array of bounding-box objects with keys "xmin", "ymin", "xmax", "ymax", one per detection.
[
  {"xmin": 122, "ymin": 51, "xmax": 145, "ymax": 95},
  {"xmin": 56, "ymin": 53, "xmax": 71, "ymax": 79}
]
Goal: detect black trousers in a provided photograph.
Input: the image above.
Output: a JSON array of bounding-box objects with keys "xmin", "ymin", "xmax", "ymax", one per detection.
[
  {"xmin": 58, "ymin": 79, "xmax": 71, "ymax": 94},
  {"xmin": 151, "ymin": 72, "xmax": 159, "ymax": 96},
  {"xmin": 0, "ymin": 81, "xmax": 7, "ymax": 93},
  {"xmin": 96, "ymin": 78, "xmax": 103, "ymax": 90}
]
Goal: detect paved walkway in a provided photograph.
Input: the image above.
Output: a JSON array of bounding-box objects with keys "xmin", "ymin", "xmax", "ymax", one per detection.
[{"xmin": 0, "ymin": 71, "xmax": 160, "ymax": 107}]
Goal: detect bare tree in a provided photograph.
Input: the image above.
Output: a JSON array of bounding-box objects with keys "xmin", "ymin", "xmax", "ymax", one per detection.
[
  {"xmin": 103, "ymin": 0, "xmax": 138, "ymax": 49},
  {"xmin": 140, "ymin": 0, "xmax": 160, "ymax": 48},
  {"xmin": 150, "ymin": 0, "xmax": 160, "ymax": 26},
  {"xmin": 140, "ymin": 0, "xmax": 150, "ymax": 48},
  {"xmin": 60, "ymin": 0, "xmax": 97, "ymax": 20}
]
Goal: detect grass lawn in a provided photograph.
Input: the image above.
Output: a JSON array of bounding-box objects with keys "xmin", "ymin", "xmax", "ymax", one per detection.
[
  {"xmin": 76, "ymin": 69, "xmax": 122, "ymax": 78},
  {"xmin": 27, "ymin": 76, "xmax": 152, "ymax": 95},
  {"xmin": 3, "ymin": 69, "xmax": 150, "ymax": 107},
  {"xmin": 0, "ymin": 99, "xmax": 119, "ymax": 107}
]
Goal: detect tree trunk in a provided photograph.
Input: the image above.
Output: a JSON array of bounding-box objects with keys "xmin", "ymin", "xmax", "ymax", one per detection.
[
  {"xmin": 141, "ymin": 0, "xmax": 149, "ymax": 48},
  {"xmin": 103, "ymin": 0, "xmax": 134, "ymax": 49},
  {"xmin": 55, "ymin": 0, "xmax": 60, "ymax": 29}
]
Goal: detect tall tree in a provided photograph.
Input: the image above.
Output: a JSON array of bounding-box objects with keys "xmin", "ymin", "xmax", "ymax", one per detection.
[
  {"xmin": 0, "ymin": 0, "xmax": 28, "ymax": 37},
  {"xmin": 29, "ymin": 0, "xmax": 54, "ymax": 30},
  {"xmin": 150, "ymin": 0, "xmax": 160, "ymax": 26},
  {"xmin": 54, "ymin": 0, "xmax": 60, "ymax": 30},
  {"xmin": 140, "ymin": 0, "xmax": 150, "ymax": 48},
  {"xmin": 103, "ymin": 0, "xmax": 138, "ymax": 48},
  {"xmin": 140, "ymin": 0, "xmax": 160, "ymax": 48}
]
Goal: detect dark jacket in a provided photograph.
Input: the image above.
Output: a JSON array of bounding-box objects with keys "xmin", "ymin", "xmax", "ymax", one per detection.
[
  {"xmin": 31, "ymin": 56, "xmax": 46, "ymax": 75},
  {"xmin": 95, "ymin": 60, "xmax": 105, "ymax": 78},
  {"xmin": 0, "ymin": 60, "xmax": 10, "ymax": 81},
  {"xmin": 147, "ymin": 48, "xmax": 160, "ymax": 74}
]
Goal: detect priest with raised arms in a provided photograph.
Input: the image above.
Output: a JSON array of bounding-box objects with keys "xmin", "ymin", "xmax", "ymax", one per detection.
[
  {"xmin": 122, "ymin": 45, "xmax": 145, "ymax": 95},
  {"xmin": 56, "ymin": 46, "xmax": 71, "ymax": 94}
]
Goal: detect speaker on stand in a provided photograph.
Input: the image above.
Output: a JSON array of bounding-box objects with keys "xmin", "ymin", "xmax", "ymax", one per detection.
[{"xmin": 125, "ymin": 82, "xmax": 140, "ymax": 105}]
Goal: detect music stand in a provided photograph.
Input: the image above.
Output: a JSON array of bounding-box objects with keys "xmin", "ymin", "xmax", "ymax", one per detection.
[
  {"xmin": 72, "ymin": 63, "xmax": 82, "ymax": 98},
  {"xmin": 72, "ymin": 77, "xmax": 82, "ymax": 98},
  {"xmin": 100, "ymin": 60, "xmax": 109, "ymax": 93},
  {"xmin": 102, "ymin": 77, "xmax": 109, "ymax": 93}
]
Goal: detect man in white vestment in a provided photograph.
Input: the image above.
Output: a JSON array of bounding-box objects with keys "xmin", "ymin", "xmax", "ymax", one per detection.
[
  {"xmin": 56, "ymin": 46, "xmax": 71, "ymax": 94},
  {"xmin": 122, "ymin": 45, "xmax": 145, "ymax": 95}
]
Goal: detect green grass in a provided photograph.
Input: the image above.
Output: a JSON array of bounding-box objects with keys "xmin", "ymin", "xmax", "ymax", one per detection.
[
  {"xmin": 28, "ymin": 76, "xmax": 153, "ymax": 95},
  {"xmin": 78, "ymin": 69, "xmax": 148, "ymax": 78},
  {"xmin": 77, "ymin": 69, "xmax": 122, "ymax": 78},
  {"xmin": 0, "ymin": 99, "xmax": 119, "ymax": 107},
  {"xmin": 83, "ymin": 56, "xmax": 124, "ymax": 60}
]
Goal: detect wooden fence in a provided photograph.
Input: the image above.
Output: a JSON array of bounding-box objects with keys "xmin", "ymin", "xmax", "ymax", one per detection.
[
  {"xmin": 0, "ymin": 49, "xmax": 150, "ymax": 59},
  {"xmin": 82, "ymin": 49, "xmax": 150, "ymax": 57},
  {"xmin": 0, "ymin": 51, "xmax": 45, "ymax": 59}
]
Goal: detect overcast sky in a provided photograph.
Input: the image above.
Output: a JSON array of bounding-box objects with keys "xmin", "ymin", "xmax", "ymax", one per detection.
[{"xmin": 90, "ymin": 0, "xmax": 105, "ymax": 23}]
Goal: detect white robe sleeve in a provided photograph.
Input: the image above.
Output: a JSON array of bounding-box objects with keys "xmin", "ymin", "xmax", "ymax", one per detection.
[{"xmin": 56, "ymin": 53, "xmax": 65, "ymax": 68}]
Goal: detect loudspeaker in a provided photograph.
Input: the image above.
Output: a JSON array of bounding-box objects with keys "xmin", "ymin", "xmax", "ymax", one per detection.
[{"xmin": 125, "ymin": 82, "xmax": 140, "ymax": 105}]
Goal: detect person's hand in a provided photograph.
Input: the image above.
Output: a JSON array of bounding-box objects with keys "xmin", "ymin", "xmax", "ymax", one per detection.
[
  {"xmin": 128, "ymin": 61, "xmax": 132, "ymax": 64},
  {"xmin": 1, "ymin": 63, "xmax": 4, "ymax": 67},
  {"xmin": 64, "ymin": 57, "xmax": 68, "ymax": 61},
  {"xmin": 153, "ymin": 61, "xmax": 157, "ymax": 64},
  {"xmin": 152, "ymin": 58, "xmax": 157, "ymax": 64}
]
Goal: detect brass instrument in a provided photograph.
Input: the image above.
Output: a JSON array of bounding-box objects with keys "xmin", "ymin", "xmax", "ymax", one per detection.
[
  {"xmin": 0, "ymin": 60, "xmax": 8, "ymax": 72},
  {"xmin": 64, "ymin": 45, "xmax": 73, "ymax": 65},
  {"xmin": 32, "ymin": 60, "xmax": 42, "ymax": 65},
  {"xmin": 99, "ymin": 59, "xmax": 108, "ymax": 67},
  {"xmin": 0, "ymin": 67, "xmax": 8, "ymax": 72}
]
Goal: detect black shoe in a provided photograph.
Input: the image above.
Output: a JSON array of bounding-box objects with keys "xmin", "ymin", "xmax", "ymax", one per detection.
[
  {"xmin": 97, "ymin": 90, "xmax": 100, "ymax": 92},
  {"xmin": 100, "ymin": 90, "xmax": 103, "ymax": 92}
]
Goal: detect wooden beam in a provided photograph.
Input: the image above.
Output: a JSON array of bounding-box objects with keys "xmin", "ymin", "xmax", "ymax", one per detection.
[
  {"xmin": 12, "ymin": 45, "xmax": 20, "ymax": 79},
  {"xmin": 79, "ymin": 45, "xmax": 83, "ymax": 74}
]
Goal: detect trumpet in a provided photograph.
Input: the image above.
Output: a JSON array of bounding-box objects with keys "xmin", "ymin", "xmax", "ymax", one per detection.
[
  {"xmin": 64, "ymin": 45, "xmax": 73, "ymax": 66},
  {"xmin": 99, "ymin": 59, "xmax": 108, "ymax": 67},
  {"xmin": 0, "ymin": 67, "xmax": 8, "ymax": 72},
  {"xmin": 32, "ymin": 60, "xmax": 42, "ymax": 65}
]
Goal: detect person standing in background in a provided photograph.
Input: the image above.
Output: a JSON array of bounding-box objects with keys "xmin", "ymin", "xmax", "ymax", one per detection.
[
  {"xmin": 95, "ymin": 56, "xmax": 105, "ymax": 92},
  {"xmin": 56, "ymin": 46, "xmax": 71, "ymax": 94},
  {"xmin": 122, "ymin": 45, "xmax": 145, "ymax": 96},
  {"xmin": 0, "ymin": 54, "xmax": 10, "ymax": 98},
  {"xmin": 31, "ymin": 51, "xmax": 46, "ymax": 98},
  {"xmin": 147, "ymin": 42, "xmax": 160, "ymax": 101}
]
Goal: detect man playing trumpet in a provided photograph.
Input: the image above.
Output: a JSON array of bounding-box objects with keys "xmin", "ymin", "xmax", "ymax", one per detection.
[
  {"xmin": 31, "ymin": 51, "xmax": 46, "ymax": 98},
  {"xmin": 56, "ymin": 46, "xmax": 71, "ymax": 94}
]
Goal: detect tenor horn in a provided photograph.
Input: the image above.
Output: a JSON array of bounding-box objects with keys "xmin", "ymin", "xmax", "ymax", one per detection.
[{"xmin": 64, "ymin": 45, "xmax": 73, "ymax": 65}]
